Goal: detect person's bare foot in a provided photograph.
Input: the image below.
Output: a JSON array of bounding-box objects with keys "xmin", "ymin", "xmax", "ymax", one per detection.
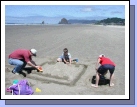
[
  {"xmin": 110, "ymin": 83, "xmax": 114, "ymax": 87},
  {"xmin": 91, "ymin": 84, "xmax": 98, "ymax": 88}
]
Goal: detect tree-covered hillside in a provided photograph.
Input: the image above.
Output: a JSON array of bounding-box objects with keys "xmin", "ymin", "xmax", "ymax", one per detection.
[{"xmin": 95, "ymin": 17, "xmax": 125, "ymax": 25}]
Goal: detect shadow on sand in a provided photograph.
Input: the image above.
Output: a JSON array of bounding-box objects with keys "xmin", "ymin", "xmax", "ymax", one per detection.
[
  {"xmin": 91, "ymin": 75, "xmax": 110, "ymax": 85},
  {"xmin": 20, "ymin": 67, "xmax": 38, "ymax": 77}
]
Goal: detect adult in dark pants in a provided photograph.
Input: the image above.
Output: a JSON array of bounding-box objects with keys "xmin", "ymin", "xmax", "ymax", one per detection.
[
  {"xmin": 91, "ymin": 54, "xmax": 116, "ymax": 88},
  {"xmin": 8, "ymin": 48, "xmax": 41, "ymax": 75}
]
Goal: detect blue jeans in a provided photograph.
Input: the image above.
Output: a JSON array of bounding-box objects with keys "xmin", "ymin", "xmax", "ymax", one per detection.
[{"xmin": 8, "ymin": 58, "xmax": 27, "ymax": 73}]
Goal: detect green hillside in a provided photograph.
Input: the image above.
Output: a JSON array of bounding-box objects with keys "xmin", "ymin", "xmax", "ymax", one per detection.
[{"xmin": 95, "ymin": 17, "xmax": 125, "ymax": 25}]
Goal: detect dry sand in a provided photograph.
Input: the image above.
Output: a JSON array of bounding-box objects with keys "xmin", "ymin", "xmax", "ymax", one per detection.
[{"xmin": 5, "ymin": 24, "xmax": 125, "ymax": 95}]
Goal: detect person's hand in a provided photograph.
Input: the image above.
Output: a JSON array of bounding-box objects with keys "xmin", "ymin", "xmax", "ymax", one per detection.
[
  {"xmin": 35, "ymin": 66, "xmax": 43, "ymax": 72},
  {"xmin": 66, "ymin": 62, "xmax": 69, "ymax": 64},
  {"xmin": 35, "ymin": 66, "xmax": 42, "ymax": 70}
]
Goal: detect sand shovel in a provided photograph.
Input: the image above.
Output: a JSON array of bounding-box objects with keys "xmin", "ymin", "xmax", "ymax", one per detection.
[{"xmin": 37, "ymin": 66, "xmax": 43, "ymax": 72}]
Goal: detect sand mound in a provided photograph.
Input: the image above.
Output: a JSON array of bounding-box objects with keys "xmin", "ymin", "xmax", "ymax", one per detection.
[{"xmin": 42, "ymin": 62, "xmax": 83, "ymax": 81}]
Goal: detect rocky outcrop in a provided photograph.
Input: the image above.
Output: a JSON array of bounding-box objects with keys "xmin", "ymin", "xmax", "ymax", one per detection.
[{"xmin": 58, "ymin": 18, "xmax": 68, "ymax": 24}]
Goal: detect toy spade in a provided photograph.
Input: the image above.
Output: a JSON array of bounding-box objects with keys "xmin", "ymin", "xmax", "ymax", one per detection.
[{"xmin": 38, "ymin": 66, "xmax": 43, "ymax": 72}]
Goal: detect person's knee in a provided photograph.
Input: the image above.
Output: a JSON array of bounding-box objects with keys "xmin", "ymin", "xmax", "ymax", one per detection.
[
  {"xmin": 57, "ymin": 58, "xmax": 61, "ymax": 62},
  {"xmin": 8, "ymin": 58, "xmax": 14, "ymax": 65}
]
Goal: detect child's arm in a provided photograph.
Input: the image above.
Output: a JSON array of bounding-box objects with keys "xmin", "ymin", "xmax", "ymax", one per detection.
[
  {"xmin": 63, "ymin": 58, "xmax": 68, "ymax": 63},
  {"xmin": 68, "ymin": 53, "xmax": 72, "ymax": 64}
]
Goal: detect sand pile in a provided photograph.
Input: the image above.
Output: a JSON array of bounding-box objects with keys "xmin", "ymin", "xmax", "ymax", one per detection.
[{"xmin": 42, "ymin": 62, "xmax": 83, "ymax": 81}]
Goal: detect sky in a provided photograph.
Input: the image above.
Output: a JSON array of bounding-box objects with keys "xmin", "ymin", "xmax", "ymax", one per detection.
[{"xmin": 5, "ymin": 3, "xmax": 125, "ymax": 24}]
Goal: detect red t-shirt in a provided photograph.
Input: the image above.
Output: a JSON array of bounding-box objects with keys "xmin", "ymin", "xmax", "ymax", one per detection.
[
  {"xmin": 99, "ymin": 57, "xmax": 116, "ymax": 66},
  {"xmin": 9, "ymin": 49, "xmax": 32, "ymax": 63}
]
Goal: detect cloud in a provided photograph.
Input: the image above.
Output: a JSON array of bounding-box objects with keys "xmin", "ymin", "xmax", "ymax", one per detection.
[
  {"xmin": 81, "ymin": 7, "xmax": 92, "ymax": 12},
  {"xmin": 81, "ymin": 6, "xmax": 102, "ymax": 12},
  {"xmin": 111, "ymin": 11, "xmax": 123, "ymax": 14}
]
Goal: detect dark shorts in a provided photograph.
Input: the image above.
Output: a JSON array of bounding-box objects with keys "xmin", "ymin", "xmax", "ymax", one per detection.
[
  {"xmin": 97, "ymin": 64, "xmax": 115, "ymax": 75},
  {"xmin": 61, "ymin": 58, "xmax": 69, "ymax": 64}
]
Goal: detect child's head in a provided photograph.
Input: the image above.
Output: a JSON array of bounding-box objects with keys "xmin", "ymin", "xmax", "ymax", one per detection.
[{"xmin": 63, "ymin": 48, "xmax": 68, "ymax": 55}]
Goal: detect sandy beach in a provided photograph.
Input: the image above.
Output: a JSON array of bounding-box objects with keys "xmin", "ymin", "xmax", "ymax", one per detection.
[{"xmin": 5, "ymin": 24, "xmax": 125, "ymax": 96}]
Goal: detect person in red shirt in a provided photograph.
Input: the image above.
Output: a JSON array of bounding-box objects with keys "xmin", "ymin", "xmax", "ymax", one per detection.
[
  {"xmin": 91, "ymin": 54, "xmax": 116, "ymax": 88},
  {"xmin": 8, "ymin": 48, "xmax": 41, "ymax": 75}
]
